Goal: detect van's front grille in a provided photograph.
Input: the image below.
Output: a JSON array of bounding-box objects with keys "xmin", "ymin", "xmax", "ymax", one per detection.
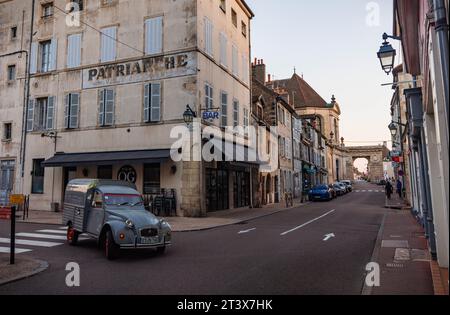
[{"xmin": 141, "ymin": 228, "xmax": 158, "ymax": 237}]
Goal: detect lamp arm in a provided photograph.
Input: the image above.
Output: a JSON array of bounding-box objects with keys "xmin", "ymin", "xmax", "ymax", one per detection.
[{"xmin": 383, "ymin": 33, "xmax": 402, "ymax": 42}]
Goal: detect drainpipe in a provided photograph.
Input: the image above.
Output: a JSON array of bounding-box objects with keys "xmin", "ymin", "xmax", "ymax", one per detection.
[
  {"xmin": 431, "ymin": 0, "xmax": 449, "ymax": 150},
  {"xmin": 20, "ymin": 0, "xmax": 36, "ymax": 182}
]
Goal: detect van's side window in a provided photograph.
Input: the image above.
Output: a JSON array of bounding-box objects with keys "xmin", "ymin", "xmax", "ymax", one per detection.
[{"xmin": 92, "ymin": 191, "xmax": 103, "ymax": 208}]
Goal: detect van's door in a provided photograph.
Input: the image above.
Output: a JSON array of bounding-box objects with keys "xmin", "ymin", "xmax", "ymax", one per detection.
[{"xmin": 86, "ymin": 190, "xmax": 105, "ymax": 236}]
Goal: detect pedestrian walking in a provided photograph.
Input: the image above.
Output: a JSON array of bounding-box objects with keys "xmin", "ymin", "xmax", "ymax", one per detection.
[
  {"xmin": 396, "ymin": 179, "xmax": 403, "ymax": 199},
  {"xmin": 385, "ymin": 180, "xmax": 393, "ymax": 200}
]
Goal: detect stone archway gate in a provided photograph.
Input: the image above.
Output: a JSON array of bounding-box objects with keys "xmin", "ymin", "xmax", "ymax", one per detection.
[{"xmin": 345, "ymin": 145, "xmax": 390, "ymax": 182}]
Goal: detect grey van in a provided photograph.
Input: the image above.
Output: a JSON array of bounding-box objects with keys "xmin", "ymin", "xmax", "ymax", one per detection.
[{"xmin": 63, "ymin": 179, "xmax": 172, "ymax": 260}]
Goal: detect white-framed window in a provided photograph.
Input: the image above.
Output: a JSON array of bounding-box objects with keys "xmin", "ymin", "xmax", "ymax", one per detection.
[
  {"xmin": 219, "ymin": 32, "xmax": 228, "ymax": 68},
  {"xmin": 31, "ymin": 39, "xmax": 57, "ymax": 73},
  {"xmin": 64, "ymin": 93, "xmax": 80, "ymax": 129},
  {"xmin": 221, "ymin": 91, "xmax": 228, "ymax": 127},
  {"xmin": 26, "ymin": 96, "xmax": 55, "ymax": 131},
  {"xmin": 42, "ymin": 2, "xmax": 54, "ymax": 18},
  {"xmin": 232, "ymin": 44, "xmax": 238, "ymax": 77},
  {"xmin": 241, "ymin": 54, "xmax": 249, "ymax": 83},
  {"xmin": 243, "ymin": 108, "xmax": 249, "ymax": 127},
  {"xmin": 233, "ymin": 99, "xmax": 239, "ymax": 127},
  {"xmin": 205, "ymin": 83, "xmax": 213, "ymax": 110},
  {"xmin": 204, "ymin": 17, "xmax": 213, "ymax": 57},
  {"xmin": 145, "ymin": 16, "xmax": 163, "ymax": 55},
  {"xmin": 101, "ymin": 26, "xmax": 117, "ymax": 63},
  {"xmin": 144, "ymin": 82, "xmax": 161, "ymax": 123},
  {"xmin": 98, "ymin": 88, "xmax": 115, "ymax": 126},
  {"xmin": 67, "ymin": 33, "xmax": 82, "ymax": 68}
]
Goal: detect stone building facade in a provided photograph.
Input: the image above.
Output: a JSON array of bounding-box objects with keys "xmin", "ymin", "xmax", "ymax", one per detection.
[{"xmin": 0, "ymin": 0, "xmax": 255, "ymax": 217}]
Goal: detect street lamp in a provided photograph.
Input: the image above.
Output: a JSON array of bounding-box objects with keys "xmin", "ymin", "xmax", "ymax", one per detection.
[
  {"xmin": 183, "ymin": 105, "xmax": 197, "ymax": 126},
  {"xmin": 377, "ymin": 33, "xmax": 401, "ymax": 75},
  {"xmin": 388, "ymin": 122, "xmax": 398, "ymax": 138}
]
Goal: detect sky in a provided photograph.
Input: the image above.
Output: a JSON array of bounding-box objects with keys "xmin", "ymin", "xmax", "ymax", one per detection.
[{"xmin": 245, "ymin": 0, "xmax": 400, "ymax": 172}]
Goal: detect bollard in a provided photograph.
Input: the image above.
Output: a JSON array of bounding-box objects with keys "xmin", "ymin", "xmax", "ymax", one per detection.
[{"xmin": 10, "ymin": 205, "xmax": 16, "ymax": 265}]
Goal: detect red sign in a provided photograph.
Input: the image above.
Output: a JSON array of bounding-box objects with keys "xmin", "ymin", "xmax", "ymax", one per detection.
[
  {"xmin": 0, "ymin": 207, "xmax": 12, "ymax": 220},
  {"xmin": 392, "ymin": 156, "xmax": 403, "ymax": 163}
]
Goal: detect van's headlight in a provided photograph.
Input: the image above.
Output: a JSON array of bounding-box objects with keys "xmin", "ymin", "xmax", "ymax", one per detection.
[
  {"xmin": 160, "ymin": 219, "xmax": 171, "ymax": 230},
  {"xmin": 125, "ymin": 219, "xmax": 135, "ymax": 229}
]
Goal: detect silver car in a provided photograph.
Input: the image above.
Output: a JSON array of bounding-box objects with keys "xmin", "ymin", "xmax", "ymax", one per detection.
[{"xmin": 63, "ymin": 179, "xmax": 172, "ymax": 260}]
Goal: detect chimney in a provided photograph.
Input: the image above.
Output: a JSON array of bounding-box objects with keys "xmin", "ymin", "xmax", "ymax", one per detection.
[
  {"xmin": 252, "ymin": 58, "xmax": 266, "ymax": 83},
  {"xmin": 268, "ymin": 74, "xmax": 271, "ymax": 83}
]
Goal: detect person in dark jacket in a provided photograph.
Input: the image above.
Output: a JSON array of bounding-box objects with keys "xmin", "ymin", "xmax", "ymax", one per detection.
[{"xmin": 385, "ymin": 180, "xmax": 393, "ymax": 200}]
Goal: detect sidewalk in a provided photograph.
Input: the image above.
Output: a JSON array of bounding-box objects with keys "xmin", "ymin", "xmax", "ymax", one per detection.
[
  {"xmin": 16, "ymin": 199, "xmax": 305, "ymax": 232},
  {"xmin": 364, "ymin": 208, "xmax": 435, "ymax": 295},
  {"xmin": 385, "ymin": 192, "xmax": 405, "ymax": 210},
  {"xmin": 0, "ymin": 255, "xmax": 48, "ymax": 286}
]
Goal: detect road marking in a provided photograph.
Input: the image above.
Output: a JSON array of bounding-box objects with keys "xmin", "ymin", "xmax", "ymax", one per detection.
[
  {"xmin": 59, "ymin": 226, "xmax": 68, "ymax": 230},
  {"xmin": 280, "ymin": 210, "xmax": 336, "ymax": 236},
  {"xmin": 0, "ymin": 246, "xmax": 32, "ymax": 254},
  {"xmin": 323, "ymin": 233, "xmax": 336, "ymax": 241},
  {"xmin": 37, "ymin": 229, "xmax": 68, "ymax": 235},
  {"xmin": 362, "ymin": 190, "xmax": 367, "ymax": 192},
  {"xmin": 0, "ymin": 238, "xmax": 63, "ymax": 248},
  {"xmin": 15, "ymin": 232, "xmax": 68, "ymax": 240},
  {"xmin": 369, "ymin": 190, "xmax": 373, "ymax": 192},
  {"xmin": 238, "ymin": 228, "xmax": 256, "ymax": 235}
]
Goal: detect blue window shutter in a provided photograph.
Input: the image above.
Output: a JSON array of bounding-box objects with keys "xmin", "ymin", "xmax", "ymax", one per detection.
[
  {"xmin": 46, "ymin": 96, "xmax": 55, "ymax": 130},
  {"xmin": 144, "ymin": 84, "xmax": 150, "ymax": 122},
  {"xmin": 69, "ymin": 93, "xmax": 79, "ymax": 128},
  {"xmin": 49, "ymin": 38, "xmax": 58, "ymax": 71},
  {"xmin": 26, "ymin": 99, "xmax": 35, "ymax": 131},
  {"xmin": 30, "ymin": 42, "xmax": 38, "ymax": 74}
]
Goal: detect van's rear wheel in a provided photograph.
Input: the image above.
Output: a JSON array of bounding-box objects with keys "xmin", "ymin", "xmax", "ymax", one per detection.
[
  {"xmin": 105, "ymin": 230, "xmax": 119, "ymax": 260},
  {"xmin": 67, "ymin": 226, "xmax": 80, "ymax": 246}
]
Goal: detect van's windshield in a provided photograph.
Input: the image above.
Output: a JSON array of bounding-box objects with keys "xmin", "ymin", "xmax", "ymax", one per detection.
[{"xmin": 104, "ymin": 194, "xmax": 144, "ymax": 207}]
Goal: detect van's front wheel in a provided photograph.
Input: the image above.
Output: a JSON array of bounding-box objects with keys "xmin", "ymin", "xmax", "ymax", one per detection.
[
  {"xmin": 105, "ymin": 230, "xmax": 119, "ymax": 260},
  {"xmin": 67, "ymin": 226, "xmax": 80, "ymax": 246}
]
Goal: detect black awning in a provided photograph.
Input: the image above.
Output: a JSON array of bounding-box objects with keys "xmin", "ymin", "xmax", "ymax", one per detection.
[{"xmin": 42, "ymin": 149, "xmax": 171, "ymax": 167}]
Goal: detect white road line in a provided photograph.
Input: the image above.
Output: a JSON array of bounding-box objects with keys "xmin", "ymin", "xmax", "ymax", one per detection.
[
  {"xmin": 15, "ymin": 233, "xmax": 68, "ymax": 240},
  {"xmin": 280, "ymin": 209, "xmax": 336, "ymax": 236},
  {"xmin": 238, "ymin": 228, "xmax": 256, "ymax": 235},
  {"xmin": 59, "ymin": 226, "xmax": 68, "ymax": 230},
  {"xmin": 369, "ymin": 190, "xmax": 373, "ymax": 192},
  {"xmin": 0, "ymin": 238, "xmax": 63, "ymax": 248},
  {"xmin": 0, "ymin": 246, "xmax": 32, "ymax": 254},
  {"xmin": 37, "ymin": 229, "xmax": 68, "ymax": 235}
]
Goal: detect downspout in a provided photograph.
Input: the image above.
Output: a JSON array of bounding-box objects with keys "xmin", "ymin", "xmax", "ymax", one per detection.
[
  {"xmin": 20, "ymin": 0, "xmax": 36, "ymax": 182},
  {"xmin": 431, "ymin": 0, "xmax": 449, "ymax": 150}
]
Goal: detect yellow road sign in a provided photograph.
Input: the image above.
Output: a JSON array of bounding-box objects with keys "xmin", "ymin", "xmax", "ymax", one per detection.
[{"xmin": 9, "ymin": 194, "xmax": 25, "ymax": 205}]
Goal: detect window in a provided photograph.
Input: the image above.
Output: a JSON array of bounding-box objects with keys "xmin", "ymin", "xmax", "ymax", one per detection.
[
  {"xmin": 242, "ymin": 54, "xmax": 248, "ymax": 83},
  {"xmin": 0, "ymin": 160, "xmax": 15, "ymax": 191},
  {"xmin": 279, "ymin": 137, "xmax": 285, "ymax": 157},
  {"xmin": 205, "ymin": 83, "xmax": 213, "ymax": 110},
  {"xmin": 99, "ymin": 89, "xmax": 114, "ymax": 126},
  {"xmin": 64, "ymin": 93, "xmax": 80, "ymax": 129},
  {"xmin": 92, "ymin": 191, "xmax": 103, "ymax": 208},
  {"xmin": 241, "ymin": 21, "xmax": 247, "ymax": 37},
  {"xmin": 204, "ymin": 17, "xmax": 213, "ymax": 56},
  {"xmin": 232, "ymin": 44, "xmax": 238, "ymax": 76},
  {"xmin": 220, "ymin": 0, "xmax": 226, "ymax": 12},
  {"xmin": 10, "ymin": 27, "xmax": 17, "ymax": 40},
  {"xmin": 71, "ymin": 0, "xmax": 84, "ymax": 11},
  {"xmin": 3, "ymin": 123, "xmax": 12, "ymax": 141},
  {"xmin": 97, "ymin": 165, "xmax": 113, "ymax": 180},
  {"xmin": 144, "ymin": 83, "xmax": 161, "ymax": 123},
  {"xmin": 145, "ymin": 17, "xmax": 163, "ymax": 55},
  {"xmin": 40, "ymin": 40, "xmax": 52, "ymax": 72},
  {"xmin": 101, "ymin": 26, "xmax": 117, "ymax": 62},
  {"xmin": 26, "ymin": 97, "xmax": 55, "ymax": 131},
  {"xmin": 143, "ymin": 164, "xmax": 161, "ymax": 194},
  {"xmin": 221, "ymin": 91, "xmax": 228, "ymax": 127},
  {"xmin": 42, "ymin": 2, "xmax": 54, "ymax": 18},
  {"xmin": 233, "ymin": 99, "xmax": 239, "ymax": 127},
  {"xmin": 243, "ymin": 108, "xmax": 249, "ymax": 127},
  {"xmin": 31, "ymin": 159, "xmax": 45, "ymax": 194},
  {"xmin": 231, "ymin": 9, "xmax": 237, "ymax": 27},
  {"xmin": 219, "ymin": 32, "xmax": 227, "ymax": 67},
  {"xmin": 67, "ymin": 33, "xmax": 82, "ymax": 68},
  {"xmin": 7, "ymin": 65, "xmax": 16, "ymax": 81}
]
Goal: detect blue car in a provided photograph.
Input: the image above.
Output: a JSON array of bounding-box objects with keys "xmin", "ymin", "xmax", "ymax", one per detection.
[{"xmin": 308, "ymin": 185, "xmax": 333, "ymax": 201}]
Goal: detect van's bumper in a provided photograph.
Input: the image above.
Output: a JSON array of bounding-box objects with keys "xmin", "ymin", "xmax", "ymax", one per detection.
[{"xmin": 119, "ymin": 238, "xmax": 171, "ymax": 250}]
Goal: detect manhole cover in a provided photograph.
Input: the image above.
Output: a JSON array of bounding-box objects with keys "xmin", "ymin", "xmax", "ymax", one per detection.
[
  {"xmin": 394, "ymin": 248, "xmax": 411, "ymax": 261},
  {"xmin": 382, "ymin": 240, "xmax": 409, "ymax": 248}
]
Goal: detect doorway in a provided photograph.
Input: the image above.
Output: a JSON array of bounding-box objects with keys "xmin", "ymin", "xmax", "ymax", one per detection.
[{"xmin": 206, "ymin": 168, "xmax": 229, "ymax": 212}]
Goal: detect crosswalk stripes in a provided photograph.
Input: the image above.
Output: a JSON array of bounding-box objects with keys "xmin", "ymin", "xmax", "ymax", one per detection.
[{"xmin": 0, "ymin": 227, "xmax": 87, "ymax": 255}]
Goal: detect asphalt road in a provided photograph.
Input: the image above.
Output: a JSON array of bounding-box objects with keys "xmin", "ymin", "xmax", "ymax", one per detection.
[{"xmin": 0, "ymin": 181, "xmax": 387, "ymax": 295}]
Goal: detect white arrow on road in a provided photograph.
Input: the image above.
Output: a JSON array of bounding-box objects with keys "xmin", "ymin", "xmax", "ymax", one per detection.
[
  {"xmin": 238, "ymin": 228, "xmax": 256, "ymax": 235},
  {"xmin": 323, "ymin": 233, "xmax": 336, "ymax": 241}
]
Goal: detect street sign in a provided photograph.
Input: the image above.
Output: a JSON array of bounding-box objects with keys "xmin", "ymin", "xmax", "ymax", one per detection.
[{"xmin": 9, "ymin": 194, "xmax": 25, "ymax": 205}]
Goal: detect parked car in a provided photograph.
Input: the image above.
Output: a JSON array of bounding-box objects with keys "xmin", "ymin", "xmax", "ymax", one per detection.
[
  {"xmin": 340, "ymin": 180, "xmax": 353, "ymax": 192},
  {"xmin": 63, "ymin": 179, "xmax": 172, "ymax": 260},
  {"xmin": 333, "ymin": 183, "xmax": 347, "ymax": 196},
  {"xmin": 308, "ymin": 185, "xmax": 333, "ymax": 201}
]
